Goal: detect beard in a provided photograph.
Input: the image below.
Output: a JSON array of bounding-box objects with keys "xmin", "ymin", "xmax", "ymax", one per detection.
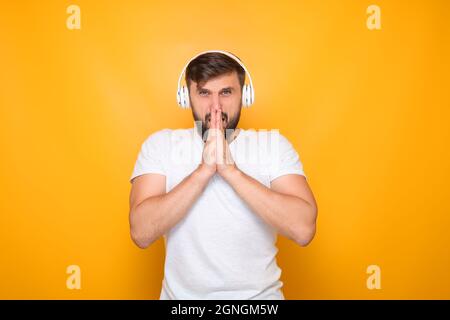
[{"xmin": 192, "ymin": 105, "xmax": 242, "ymax": 141}]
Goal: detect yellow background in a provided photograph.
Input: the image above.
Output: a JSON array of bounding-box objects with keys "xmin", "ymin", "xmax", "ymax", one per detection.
[{"xmin": 1, "ymin": 0, "xmax": 449, "ymax": 299}]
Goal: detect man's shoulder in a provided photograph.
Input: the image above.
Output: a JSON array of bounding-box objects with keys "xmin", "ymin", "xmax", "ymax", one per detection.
[{"xmin": 143, "ymin": 128, "xmax": 171, "ymax": 144}]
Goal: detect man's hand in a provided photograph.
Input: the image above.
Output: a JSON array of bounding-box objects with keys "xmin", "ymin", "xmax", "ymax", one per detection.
[{"xmin": 199, "ymin": 108, "xmax": 238, "ymax": 178}]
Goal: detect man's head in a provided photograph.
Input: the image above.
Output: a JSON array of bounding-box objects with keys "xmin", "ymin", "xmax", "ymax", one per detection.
[{"xmin": 185, "ymin": 52, "xmax": 246, "ymax": 139}]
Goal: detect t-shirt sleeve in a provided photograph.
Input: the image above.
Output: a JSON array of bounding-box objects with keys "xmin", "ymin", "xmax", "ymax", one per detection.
[
  {"xmin": 269, "ymin": 132, "xmax": 307, "ymax": 182},
  {"xmin": 129, "ymin": 129, "xmax": 169, "ymax": 183}
]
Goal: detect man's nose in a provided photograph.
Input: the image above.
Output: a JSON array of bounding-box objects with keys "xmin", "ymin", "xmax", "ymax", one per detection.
[{"xmin": 211, "ymin": 94, "xmax": 222, "ymax": 112}]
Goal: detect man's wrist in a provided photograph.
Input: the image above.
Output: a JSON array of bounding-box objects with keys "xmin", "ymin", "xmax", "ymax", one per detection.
[
  {"xmin": 219, "ymin": 165, "xmax": 242, "ymax": 183},
  {"xmin": 195, "ymin": 163, "xmax": 215, "ymax": 181}
]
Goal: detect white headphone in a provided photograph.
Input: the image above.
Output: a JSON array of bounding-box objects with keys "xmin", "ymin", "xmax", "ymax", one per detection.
[{"xmin": 176, "ymin": 50, "xmax": 255, "ymax": 109}]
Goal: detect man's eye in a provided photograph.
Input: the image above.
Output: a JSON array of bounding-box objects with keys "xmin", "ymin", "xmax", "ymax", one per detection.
[
  {"xmin": 199, "ymin": 91, "xmax": 208, "ymax": 96},
  {"xmin": 221, "ymin": 91, "xmax": 231, "ymax": 95}
]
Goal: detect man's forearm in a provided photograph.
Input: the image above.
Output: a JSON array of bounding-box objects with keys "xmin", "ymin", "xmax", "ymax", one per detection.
[
  {"xmin": 130, "ymin": 166, "xmax": 212, "ymax": 248},
  {"xmin": 221, "ymin": 168, "xmax": 317, "ymax": 246}
]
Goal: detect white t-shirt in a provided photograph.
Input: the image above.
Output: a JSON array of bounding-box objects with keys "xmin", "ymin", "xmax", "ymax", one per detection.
[{"xmin": 130, "ymin": 127, "xmax": 306, "ymax": 300}]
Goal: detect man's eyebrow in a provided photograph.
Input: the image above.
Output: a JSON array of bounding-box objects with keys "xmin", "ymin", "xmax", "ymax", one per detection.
[
  {"xmin": 196, "ymin": 86, "xmax": 210, "ymax": 92},
  {"xmin": 196, "ymin": 86, "xmax": 235, "ymax": 92},
  {"xmin": 220, "ymin": 87, "xmax": 234, "ymax": 92}
]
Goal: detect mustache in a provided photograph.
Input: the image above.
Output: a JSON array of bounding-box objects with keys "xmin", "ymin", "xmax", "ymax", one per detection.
[{"xmin": 205, "ymin": 112, "xmax": 228, "ymax": 123}]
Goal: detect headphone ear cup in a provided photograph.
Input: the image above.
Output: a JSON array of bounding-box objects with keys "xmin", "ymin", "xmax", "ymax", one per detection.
[
  {"xmin": 182, "ymin": 86, "xmax": 190, "ymax": 109},
  {"xmin": 242, "ymin": 84, "xmax": 247, "ymax": 107},
  {"xmin": 177, "ymin": 88, "xmax": 182, "ymax": 107},
  {"xmin": 178, "ymin": 85, "xmax": 188, "ymax": 109},
  {"xmin": 245, "ymin": 84, "xmax": 251, "ymax": 108},
  {"xmin": 249, "ymin": 84, "xmax": 254, "ymax": 106}
]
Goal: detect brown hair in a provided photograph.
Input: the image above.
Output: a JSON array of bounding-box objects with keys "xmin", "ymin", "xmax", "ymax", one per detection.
[{"xmin": 185, "ymin": 51, "xmax": 246, "ymax": 91}]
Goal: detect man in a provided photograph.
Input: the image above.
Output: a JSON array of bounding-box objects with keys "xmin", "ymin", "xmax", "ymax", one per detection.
[{"xmin": 129, "ymin": 51, "xmax": 318, "ymax": 299}]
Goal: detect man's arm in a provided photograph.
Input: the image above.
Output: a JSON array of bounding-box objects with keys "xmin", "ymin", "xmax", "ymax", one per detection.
[
  {"xmin": 221, "ymin": 169, "xmax": 318, "ymax": 246},
  {"xmin": 129, "ymin": 165, "xmax": 213, "ymax": 249}
]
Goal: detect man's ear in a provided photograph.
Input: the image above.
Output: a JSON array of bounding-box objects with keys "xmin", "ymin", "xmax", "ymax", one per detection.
[{"xmin": 186, "ymin": 82, "xmax": 191, "ymax": 96}]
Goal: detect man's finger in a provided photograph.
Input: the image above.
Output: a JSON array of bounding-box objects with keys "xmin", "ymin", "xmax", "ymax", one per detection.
[
  {"xmin": 211, "ymin": 110, "xmax": 217, "ymax": 128},
  {"xmin": 218, "ymin": 109, "xmax": 223, "ymax": 131},
  {"xmin": 206, "ymin": 109, "xmax": 216, "ymax": 142},
  {"xmin": 213, "ymin": 108, "xmax": 218, "ymax": 129}
]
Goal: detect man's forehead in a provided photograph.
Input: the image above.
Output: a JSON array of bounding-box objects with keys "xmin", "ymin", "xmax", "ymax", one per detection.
[{"xmin": 195, "ymin": 72, "xmax": 240, "ymax": 90}]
